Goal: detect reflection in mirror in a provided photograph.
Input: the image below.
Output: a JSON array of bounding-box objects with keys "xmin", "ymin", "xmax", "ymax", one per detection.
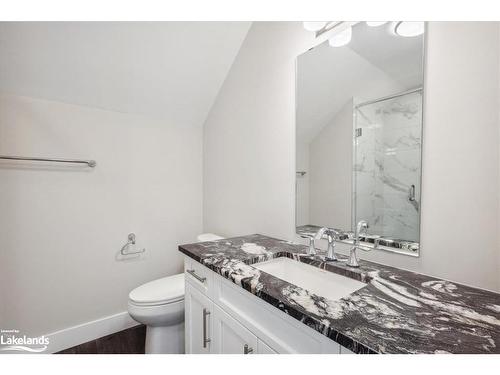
[{"xmin": 295, "ymin": 22, "xmax": 424, "ymax": 256}]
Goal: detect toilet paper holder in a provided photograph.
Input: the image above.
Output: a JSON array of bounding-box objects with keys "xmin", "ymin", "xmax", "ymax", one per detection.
[{"xmin": 120, "ymin": 233, "xmax": 146, "ymax": 256}]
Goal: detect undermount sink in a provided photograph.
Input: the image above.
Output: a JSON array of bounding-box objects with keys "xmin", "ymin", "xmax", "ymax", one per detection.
[{"xmin": 254, "ymin": 257, "xmax": 365, "ymax": 301}]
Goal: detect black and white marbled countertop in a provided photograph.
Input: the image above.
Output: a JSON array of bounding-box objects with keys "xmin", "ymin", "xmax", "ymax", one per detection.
[{"xmin": 178, "ymin": 234, "xmax": 500, "ymax": 354}]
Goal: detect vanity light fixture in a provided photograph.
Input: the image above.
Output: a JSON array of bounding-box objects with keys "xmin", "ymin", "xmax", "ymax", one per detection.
[
  {"xmin": 303, "ymin": 22, "xmax": 327, "ymax": 32},
  {"xmin": 366, "ymin": 21, "xmax": 388, "ymax": 27},
  {"xmin": 302, "ymin": 21, "xmax": 424, "ymax": 50},
  {"xmin": 328, "ymin": 26, "xmax": 352, "ymax": 47},
  {"xmin": 394, "ymin": 21, "xmax": 425, "ymax": 37}
]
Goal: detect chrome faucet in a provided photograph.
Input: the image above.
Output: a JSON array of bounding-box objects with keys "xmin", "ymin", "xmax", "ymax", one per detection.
[
  {"xmin": 314, "ymin": 227, "xmax": 341, "ymax": 261},
  {"xmin": 307, "ymin": 237, "xmax": 317, "ymax": 255},
  {"xmin": 347, "ymin": 220, "xmax": 369, "ymax": 268}
]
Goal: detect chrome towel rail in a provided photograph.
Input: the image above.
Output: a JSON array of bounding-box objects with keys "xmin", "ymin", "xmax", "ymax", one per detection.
[{"xmin": 0, "ymin": 155, "xmax": 96, "ymax": 168}]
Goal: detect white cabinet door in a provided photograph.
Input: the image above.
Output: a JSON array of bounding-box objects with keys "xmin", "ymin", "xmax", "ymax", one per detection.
[
  {"xmin": 257, "ymin": 339, "xmax": 278, "ymax": 354},
  {"xmin": 212, "ymin": 304, "xmax": 258, "ymax": 354},
  {"xmin": 185, "ymin": 281, "xmax": 214, "ymax": 354},
  {"xmin": 340, "ymin": 346, "xmax": 355, "ymax": 354}
]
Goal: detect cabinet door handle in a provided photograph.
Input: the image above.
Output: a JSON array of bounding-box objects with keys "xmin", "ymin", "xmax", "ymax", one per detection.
[
  {"xmin": 202, "ymin": 308, "xmax": 211, "ymax": 348},
  {"xmin": 187, "ymin": 269, "xmax": 206, "ymax": 284},
  {"xmin": 244, "ymin": 344, "xmax": 254, "ymax": 354}
]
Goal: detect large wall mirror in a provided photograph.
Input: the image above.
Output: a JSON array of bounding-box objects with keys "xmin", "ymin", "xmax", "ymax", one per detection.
[{"xmin": 295, "ymin": 22, "xmax": 425, "ymax": 256}]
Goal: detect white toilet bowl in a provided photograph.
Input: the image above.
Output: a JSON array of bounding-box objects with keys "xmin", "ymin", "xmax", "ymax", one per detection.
[
  {"xmin": 128, "ymin": 273, "xmax": 185, "ymax": 354},
  {"xmin": 128, "ymin": 234, "xmax": 224, "ymax": 354}
]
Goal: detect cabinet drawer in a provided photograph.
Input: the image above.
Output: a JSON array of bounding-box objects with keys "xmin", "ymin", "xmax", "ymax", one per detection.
[{"xmin": 184, "ymin": 257, "xmax": 214, "ymax": 297}]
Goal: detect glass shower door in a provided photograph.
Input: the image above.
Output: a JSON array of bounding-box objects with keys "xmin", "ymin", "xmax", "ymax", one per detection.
[{"xmin": 353, "ymin": 89, "xmax": 422, "ymax": 242}]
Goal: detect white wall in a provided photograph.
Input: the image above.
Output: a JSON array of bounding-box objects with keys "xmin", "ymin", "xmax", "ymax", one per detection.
[
  {"xmin": 356, "ymin": 22, "xmax": 499, "ymax": 290},
  {"xmin": 203, "ymin": 21, "xmax": 500, "ymax": 292},
  {"xmin": 0, "ymin": 94, "xmax": 203, "ymax": 336},
  {"xmin": 203, "ymin": 22, "xmax": 313, "ymax": 239},
  {"xmin": 0, "ymin": 22, "xmax": 249, "ymax": 342},
  {"xmin": 309, "ymin": 100, "xmax": 353, "ymax": 229},
  {"xmin": 295, "ymin": 141, "xmax": 309, "ymax": 226}
]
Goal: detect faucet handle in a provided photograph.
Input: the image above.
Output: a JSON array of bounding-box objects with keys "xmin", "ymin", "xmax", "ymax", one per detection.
[
  {"xmin": 356, "ymin": 220, "xmax": 369, "ymax": 235},
  {"xmin": 347, "ymin": 220, "xmax": 369, "ymax": 268},
  {"xmin": 316, "ymin": 227, "xmax": 345, "ymax": 240},
  {"xmin": 314, "ymin": 227, "xmax": 327, "ymax": 240},
  {"xmin": 347, "ymin": 245, "xmax": 360, "ymax": 267},
  {"xmin": 308, "ymin": 237, "xmax": 317, "ymax": 255}
]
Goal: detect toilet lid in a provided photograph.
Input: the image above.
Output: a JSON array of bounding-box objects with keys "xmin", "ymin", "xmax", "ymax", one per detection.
[{"xmin": 129, "ymin": 274, "xmax": 184, "ymax": 305}]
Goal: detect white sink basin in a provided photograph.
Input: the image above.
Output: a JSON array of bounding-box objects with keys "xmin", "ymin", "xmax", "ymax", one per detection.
[{"xmin": 254, "ymin": 257, "xmax": 365, "ymax": 301}]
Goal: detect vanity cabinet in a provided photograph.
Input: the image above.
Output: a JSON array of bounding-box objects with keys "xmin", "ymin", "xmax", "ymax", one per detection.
[
  {"xmin": 184, "ymin": 257, "xmax": 347, "ymax": 354},
  {"xmin": 184, "ymin": 278, "xmax": 274, "ymax": 354}
]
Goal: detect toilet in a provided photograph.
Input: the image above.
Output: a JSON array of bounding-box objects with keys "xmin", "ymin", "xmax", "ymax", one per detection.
[
  {"xmin": 196, "ymin": 233, "xmax": 225, "ymax": 242},
  {"xmin": 128, "ymin": 273, "xmax": 185, "ymax": 354},
  {"xmin": 127, "ymin": 233, "xmax": 224, "ymax": 354}
]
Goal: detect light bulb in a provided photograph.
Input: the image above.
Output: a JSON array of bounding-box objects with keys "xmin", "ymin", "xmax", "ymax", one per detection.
[
  {"xmin": 394, "ymin": 21, "xmax": 425, "ymax": 37},
  {"xmin": 366, "ymin": 21, "xmax": 387, "ymax": 27},
  {"xmin": 328, "ymin": 26, "xmax": 352, "ymax": 47},
  {"xmin": 303, "ymin": 22, "xmax": 327, "ymax": 32}
]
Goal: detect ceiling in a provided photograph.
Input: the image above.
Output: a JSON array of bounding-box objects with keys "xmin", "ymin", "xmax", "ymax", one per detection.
[
  {"xmin": 297, "ymin": 22, "xmax": 424, "ymax": 144},
  {"xmin": 0, "ymin": 22, "xmax": 251, "ymax": 127}
]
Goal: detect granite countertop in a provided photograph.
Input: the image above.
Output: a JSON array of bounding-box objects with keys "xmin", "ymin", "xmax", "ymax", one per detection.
[{"xmin": 178, "ymin": 234, "xmax": 500, "ymax": 354}]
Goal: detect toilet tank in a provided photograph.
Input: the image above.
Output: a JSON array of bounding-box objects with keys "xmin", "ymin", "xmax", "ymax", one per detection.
[{"xmin": 196, "ymin": 233, "xmax": 224, "ymax": 242}]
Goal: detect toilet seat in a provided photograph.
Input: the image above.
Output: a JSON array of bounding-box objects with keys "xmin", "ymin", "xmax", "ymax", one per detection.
[
  {"xmin": 128, "ymin": 298, "xmax": 184, "ymax": 327},
  {"xmin": 129, "ymin": 273, "xmax": 184, "ymax": 307}
]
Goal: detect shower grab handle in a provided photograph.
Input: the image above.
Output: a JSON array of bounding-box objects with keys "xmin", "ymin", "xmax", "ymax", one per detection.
[{"xmin": 408, "ymin": 184, "xmax": 416, "ymax": 202}]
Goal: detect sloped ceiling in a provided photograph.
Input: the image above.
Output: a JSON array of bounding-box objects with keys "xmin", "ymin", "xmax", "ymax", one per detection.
[
  {"xmin": 297, "ymin": 23, "xmax": 423, "ymax": 144},
  {"xmin": 0, "ymin": 22, "xmax": 251, "ymax": 127}
]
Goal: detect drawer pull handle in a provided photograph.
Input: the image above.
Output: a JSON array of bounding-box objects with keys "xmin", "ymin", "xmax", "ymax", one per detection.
[
  {"xmin": 244, "ymin": 344, "xmax": 253, "ymax": 354},
  {"xmin": 187, "ymin": 269, "xmax": 206, "ymax": 283},
  {"xmin": 203, "ymin": 308, "xmax": 211, "ymax": 348}
]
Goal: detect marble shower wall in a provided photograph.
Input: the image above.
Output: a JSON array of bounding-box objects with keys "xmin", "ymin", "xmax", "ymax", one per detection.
[{"xmin": 354, "ymin": 90, "xmax": 422, "ymax": 242}]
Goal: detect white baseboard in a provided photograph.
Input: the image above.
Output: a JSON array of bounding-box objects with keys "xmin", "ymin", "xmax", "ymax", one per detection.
[{"xmin": 45, "ymin": 312, "xmax": 139, "ymax": 353}]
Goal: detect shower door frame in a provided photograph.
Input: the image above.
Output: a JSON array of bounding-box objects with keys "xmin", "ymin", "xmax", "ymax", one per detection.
[{"xmin": 351, "ymin": 87, "xmax": 424, "ymax": 257}]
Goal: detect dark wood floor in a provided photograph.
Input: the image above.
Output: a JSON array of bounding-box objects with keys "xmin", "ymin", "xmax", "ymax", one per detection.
[{"xmin": 56, "ymin": 325, "xmax": 146, "ymax": 354}]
